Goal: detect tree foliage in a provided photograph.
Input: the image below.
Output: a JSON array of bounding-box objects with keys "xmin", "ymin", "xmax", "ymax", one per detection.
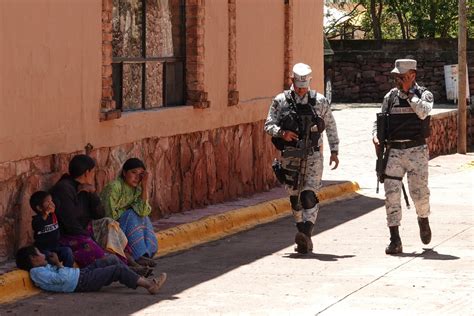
[{"xmin": 324, "ymin": 0, "xmax": 474, "ymax": 39}]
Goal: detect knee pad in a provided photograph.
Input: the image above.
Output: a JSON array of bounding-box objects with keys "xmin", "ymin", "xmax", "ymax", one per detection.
[
  {"xmin": 290, "ymin": 195, "xmax": 301, "ymax": 211},
  {"xmin": 300, "ymin": 190, "xmax": 318, "ymax": 209}
]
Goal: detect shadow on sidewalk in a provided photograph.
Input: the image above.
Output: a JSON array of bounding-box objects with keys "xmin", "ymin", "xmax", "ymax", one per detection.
[
  {"xmin": 393, "ymin": 248, "xmax": 460, "ymax": 261},
  {"xmin": 2, "ymin": 192, "xmax": 384, "ymax": 314},
  {"xmin": 282, "ymin": 253, "xmax": 355, "ymax": 261},
  {"xmin": 150, "ymin": 193, "xmax": 383, "ymax": 304}
]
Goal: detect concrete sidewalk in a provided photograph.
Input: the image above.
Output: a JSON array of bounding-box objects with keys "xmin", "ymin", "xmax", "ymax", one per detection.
[
  {"xmin": 2, "ymin": 153, "xmax": 472, "ymax": 315},
  {"xmin": 1, "ymin": 106, "xmax": 472, "ymax": 311},
  {"xmin": 0, "ymin": 180, "xmax": 360, "ymax": 305}
]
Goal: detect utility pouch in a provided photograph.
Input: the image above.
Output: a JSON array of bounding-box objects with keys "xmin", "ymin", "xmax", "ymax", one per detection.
[
  {"xmin": 272, "ymin": 159, "xmax": 298, "ymax": 187},
  {"xmin": 272, "ymin": 159, "xmax": 287, "ymax": 184},
  {"xmin": 271, "ymin": 137, "xmax": 285, "ymax": 151}
]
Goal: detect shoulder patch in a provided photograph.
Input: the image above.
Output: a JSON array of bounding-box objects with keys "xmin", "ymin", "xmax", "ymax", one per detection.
[{"xmin": 423, "ymin": 91, "xmax": 434, "ymax": 103}]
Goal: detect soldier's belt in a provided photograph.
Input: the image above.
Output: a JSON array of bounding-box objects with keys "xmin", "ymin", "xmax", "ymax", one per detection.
[
  {"xmin": 282, "ymin": 146, "xmax": 319, "ymax": 158},
  {"xmin": 388, "ymin": 139, "xmax": 426, "ymax": 149}
]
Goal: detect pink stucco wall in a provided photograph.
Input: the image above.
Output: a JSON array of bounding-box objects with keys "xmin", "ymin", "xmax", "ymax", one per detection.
[
  {"xmin": 236, "ymin": 0, "xmax": 285, "ymax": 103},
  {"xmin": 0, "ymin": 1, "xmax": 325, "ymax": 260},
  {"xmin": 0, "ymin": 0, "xmax": 324, "ymax": 164},
  {"xmin": 293, "ymin": 0, "xmax": 324, "ymax": 91}
]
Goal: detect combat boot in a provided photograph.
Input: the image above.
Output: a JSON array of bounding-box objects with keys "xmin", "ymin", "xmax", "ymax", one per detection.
[
  {"xmin": 303, "ymin": 221, "xmax": 314, "ymax": 252},
  {"xmin": 417, "ymin": 217, "xmax": 431, "ymax": 244},
  {"xmin": 385, "ymin": 226, "xmax": 403, "ymax": 255},
  {"xmin": 294, "ymin": 222, "xmax": 310, "ymax": 254}
]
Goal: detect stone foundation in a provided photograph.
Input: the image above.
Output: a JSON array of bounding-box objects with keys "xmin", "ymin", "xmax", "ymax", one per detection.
[
  {"xmin": 0, "ymin": 120, "xmax": 278, "ymax": 262},
  {"xmin": 0, "ymin": 111, "xmax": 471, "ymax": 261}
]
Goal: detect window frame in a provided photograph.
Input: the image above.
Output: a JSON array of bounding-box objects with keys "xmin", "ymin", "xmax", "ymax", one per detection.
[
  {"xmin": 111, "ymin": 0, "xmax": 186, "ymax": 111},
  {"xmin": 100, "ymin": 0, "xmax": 208, "ymax": 122}
]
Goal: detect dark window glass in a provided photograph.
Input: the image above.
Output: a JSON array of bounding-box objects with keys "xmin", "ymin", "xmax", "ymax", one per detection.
[{"xmin": 165, "ymin": 61, "xmax": 185, "ymax": 106}]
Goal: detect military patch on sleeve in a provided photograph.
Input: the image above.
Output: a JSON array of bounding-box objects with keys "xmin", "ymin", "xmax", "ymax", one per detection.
[{"xmin": 424, "ymin": 92, "xmax": 434, "ymax": 103}]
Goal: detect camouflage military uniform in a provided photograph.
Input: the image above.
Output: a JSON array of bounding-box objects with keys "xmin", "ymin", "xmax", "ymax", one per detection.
[
  {"xmin": 265, "ymin": 89, "xmax": 339, "ymax": 226},
  {"xmin": 377, "ymin": 84, "xmax": 433, "ymax": 227}
]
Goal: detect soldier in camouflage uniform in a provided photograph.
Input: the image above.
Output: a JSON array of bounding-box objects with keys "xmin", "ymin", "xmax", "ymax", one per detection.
[
  {"xmin": 373, "ymin": 59, "xmax": 433, "ymax": 254},
  {"xmin": 264, "ymin": 63, "xmax": 339, "ymax": 254}
]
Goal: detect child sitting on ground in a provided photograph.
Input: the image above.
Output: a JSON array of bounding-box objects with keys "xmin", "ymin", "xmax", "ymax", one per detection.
[
  {"xmin": 30, "ymin": 191, "xmax": 74, "ymax": 267},
  {"xmin": 15, "ymin": 246, "xmax": 167, "ymax": 295}
]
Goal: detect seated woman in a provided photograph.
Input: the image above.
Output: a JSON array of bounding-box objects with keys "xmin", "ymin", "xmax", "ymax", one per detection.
[
  {"xmin": 101, "ymin": 158, "xmax": 158, "ymax": 267},
  {"xmin": 50, "ymin": 155, "xmax": 147, "ymax": 274}
]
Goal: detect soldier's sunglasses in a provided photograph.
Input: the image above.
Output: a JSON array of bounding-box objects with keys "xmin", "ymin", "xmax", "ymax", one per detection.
[{"xmin": 391, "ymin": 74, "xmax": 410, "ymax": 84}]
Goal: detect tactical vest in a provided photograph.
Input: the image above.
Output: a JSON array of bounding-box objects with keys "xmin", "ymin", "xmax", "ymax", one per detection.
[
  {"xmin": 386, "ymin": 87, "xmax": 430, "ymax": 141},
  {"xmin": 271, "ymin": 90, "xmax": 323, "ymax": 151}
]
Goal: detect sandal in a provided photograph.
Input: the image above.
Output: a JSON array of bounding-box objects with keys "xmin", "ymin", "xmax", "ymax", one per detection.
[{"xmin": 148, "ymin": 272, "xmax": 167, "ymax": 294}]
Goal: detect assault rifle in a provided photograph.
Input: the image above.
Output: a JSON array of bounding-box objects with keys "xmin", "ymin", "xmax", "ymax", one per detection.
[{"xmin": 282, "ymin": 114, "xmax": 316, "ymax": 191}]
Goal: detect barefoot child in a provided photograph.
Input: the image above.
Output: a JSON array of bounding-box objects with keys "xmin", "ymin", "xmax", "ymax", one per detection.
[{"xmin": 15, "ymin": 246, "xmax": 167, "ymax": 295}]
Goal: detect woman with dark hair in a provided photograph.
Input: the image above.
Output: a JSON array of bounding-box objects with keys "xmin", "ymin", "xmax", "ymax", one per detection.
[
  {"xmin": 101, "ymin": 158, "xmax": 158, "ymax": 266},
  {"xmin": 50, "ymin": 155, "xmax": 106, "ymax": 267},
  {"xmin": 50, "ymin": 155, "xmax": 148, "ymax": 275}
]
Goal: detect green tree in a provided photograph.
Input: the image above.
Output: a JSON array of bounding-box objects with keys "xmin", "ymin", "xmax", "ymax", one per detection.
[
  {"xmin": 339, "ymin": 0, "xmax": 473, "ymax": 39},
  {"xmin": 409, "ymin": 0, "xmax": 458, "ymax": 38},
  {"xmin": 385, "ymin": 0, "xmax": 411, "ymax": 39}
]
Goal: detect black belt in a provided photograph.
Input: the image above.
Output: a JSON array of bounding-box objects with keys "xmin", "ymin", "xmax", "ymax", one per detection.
[
  {"xmin": 388, "ymin": 139, "xmax": 426, "ymax": 149},
  {"xmin": 282, "ymin": 146, "xmax": 319, "ymax": 159}
]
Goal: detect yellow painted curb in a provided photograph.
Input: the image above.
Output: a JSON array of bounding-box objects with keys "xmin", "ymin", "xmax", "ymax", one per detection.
[
  {"xmin": 155, "ymin": 198, "xmax": 291, "ymax": 257},
  {"xmin": 0, "ymin": 269, "xmax": 40, "ymax": 304},
  {"xmin": 461, "ymin": 160, "xmax": 474, "ymax": 170},
  {"xmin": 0, "ymin": 181, "xmax": 359, "ymax": 304},
  {"xmin": 156, "ymin": 181, "xmax": 360, "ymax": 257}
]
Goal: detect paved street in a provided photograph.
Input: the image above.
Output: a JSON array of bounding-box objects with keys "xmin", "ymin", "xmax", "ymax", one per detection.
[{"xmin": 1, "ymin": 106, "xmax": 472, "ymax": 315}]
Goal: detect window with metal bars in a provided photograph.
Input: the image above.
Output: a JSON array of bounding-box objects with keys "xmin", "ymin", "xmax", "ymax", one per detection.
[{"xmin": 112, "ymin": 0, "xmax": 185, "ymax": 111}]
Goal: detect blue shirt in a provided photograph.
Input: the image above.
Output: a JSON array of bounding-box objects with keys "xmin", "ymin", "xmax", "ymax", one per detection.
[{"xmin": 30, "ymin": 264, "xmax": 80, "ymax": 293}]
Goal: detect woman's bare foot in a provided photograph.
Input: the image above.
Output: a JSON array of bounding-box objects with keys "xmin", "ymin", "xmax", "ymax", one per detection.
[
  {"xmin": 147, "ymin": 272, "xmax": 167, "ymax": 295},
  {"xmin": 136, "ymin": 256, "xmax": 157, "ymax": 267}
]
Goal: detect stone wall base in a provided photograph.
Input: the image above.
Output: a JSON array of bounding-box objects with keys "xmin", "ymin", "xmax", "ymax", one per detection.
[
  {"xmin": 0, "ymin": 111, "xmax": 471, "ymax": 261},
  {"xmin": 0, "ymin": 120, "xmax": 278, "ymax": 262}
]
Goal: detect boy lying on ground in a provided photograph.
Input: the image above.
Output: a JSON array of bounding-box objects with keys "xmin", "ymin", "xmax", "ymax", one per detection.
[{"xmin": 15, "ymin": 246, "xmax": 166, "ymax": 295}]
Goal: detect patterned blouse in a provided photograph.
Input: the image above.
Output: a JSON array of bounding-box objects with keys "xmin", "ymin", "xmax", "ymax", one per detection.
[{"xmin": 100, "ymin": 177, "xmax": 152, "ymax": 220}]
